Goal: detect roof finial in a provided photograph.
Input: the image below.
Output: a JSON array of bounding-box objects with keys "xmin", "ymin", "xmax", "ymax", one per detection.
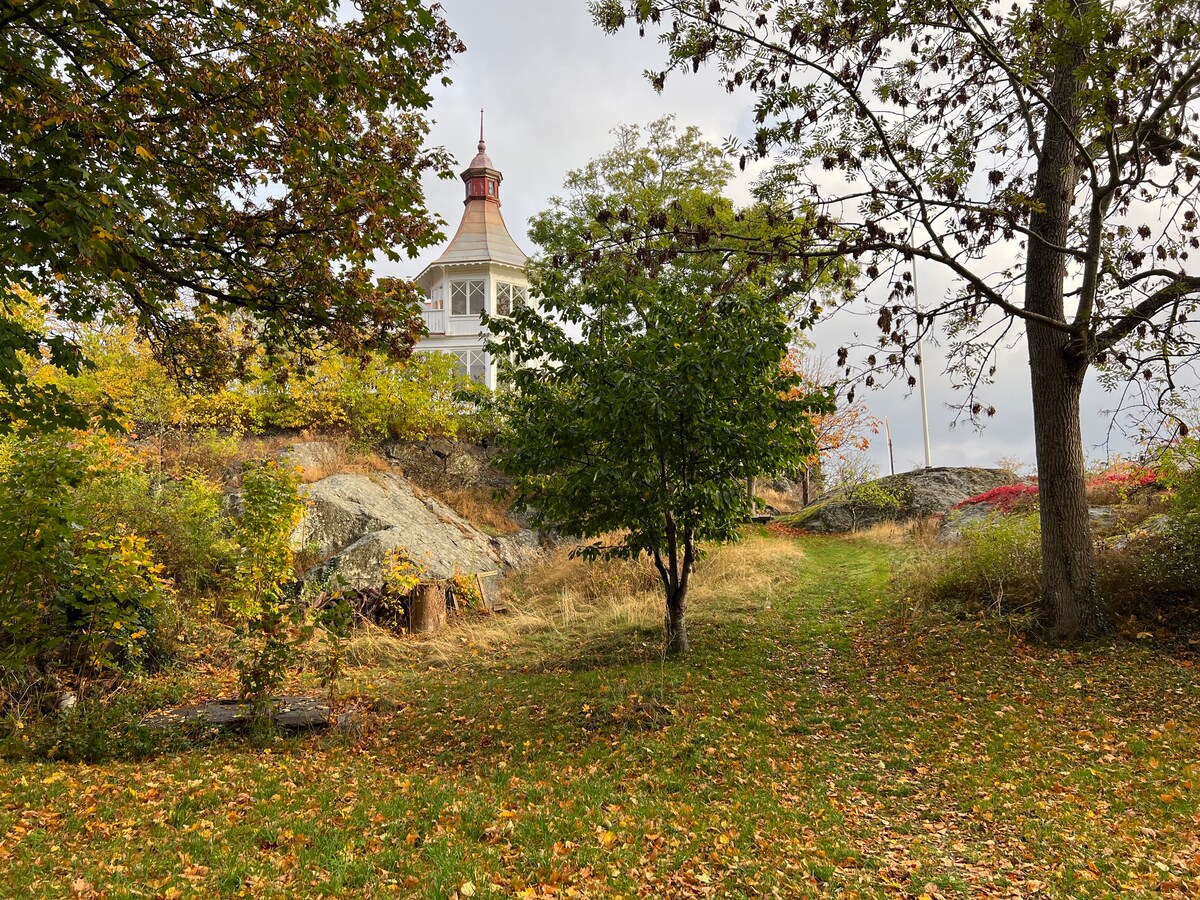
[{"xmin": 478, "ymin": 108, "xmax": 486, "ymax": 152}]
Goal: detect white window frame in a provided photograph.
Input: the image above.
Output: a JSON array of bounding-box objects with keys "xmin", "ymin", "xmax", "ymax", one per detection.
[
  {"xmin": 496, "ymin": 283, "xmax": 527, "ymax": 317},
  {"xmin": 450, "ymin": 280, "xmax": 485, "ymax": 317},
  {"xmin": 451, "ymin": 350, "xmax": 488, "ymax": 383}
]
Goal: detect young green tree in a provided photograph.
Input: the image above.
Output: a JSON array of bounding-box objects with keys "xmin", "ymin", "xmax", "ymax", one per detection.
[
  {"xmin": 488, "ymin": 120, "xmax": 833, "ymax": 656},
  {"xmin": 594, "ymin": 0, "xmax": 1200, "ymax": 640},
  {"xmin": 1, "ymin": 0, "xmax": 462, "ymax": 428}
]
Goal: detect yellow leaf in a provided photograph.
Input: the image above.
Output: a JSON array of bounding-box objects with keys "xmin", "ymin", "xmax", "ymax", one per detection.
[{"xmin": 134, "ymin": 145, "xmax": 154, "ymax": 161}]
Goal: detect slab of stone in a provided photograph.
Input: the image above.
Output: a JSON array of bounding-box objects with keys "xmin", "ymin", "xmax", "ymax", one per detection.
[
  {"xmin": 144, "ymin": 696, "xmax": 347, "ymax": 731},
  {"xmin": 287, "ymin": 455, "xmax": 545, "ymax": 595},
  {"xmin": 293, "ymin": 472, "xmax": 503, "ymax": 589},
  {"xmin": 786, "ymin": 467, "xmax": 1017, "ymax": 534}
]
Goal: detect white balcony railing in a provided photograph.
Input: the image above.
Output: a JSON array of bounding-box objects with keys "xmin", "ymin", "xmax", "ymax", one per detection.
[
  {"xmin": 421, "ymin": 307, "xmax": 445, "ymax": 335},
  {"xmin": 422, "ymin": 305, "xmax": 493, "ymax": 338},
  {"xmin": 447, "ymin": 315, "xmax": 484, "ymax": 337}
]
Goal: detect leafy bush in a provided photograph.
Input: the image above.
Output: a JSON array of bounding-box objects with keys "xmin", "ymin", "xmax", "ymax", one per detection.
[
  {"xmin": 226, "ymin": 460, "xmax": 308, "ymax": 707},
  {"xmin": 1085, "ymin": 462, "xmax": 1158, "ymax": 506},
  {"xmin": 256, "ymin": 351, "xmax": 477, "ymax": 444},
  {"xmin": 30, "ymin": 320, "xmax": 182, "ymax": 432},
  {"xmin": 0, "ymin": 435, "xmax": 175, "ymax": 694},
  {"xmin": 1158, "ymin": 437, "xmax": 1200, "ymax": 514},
  {"xmin": 901, "ymin": 512, "xmax": 1042, "ymax": 616},
  {"xmin": 0, "ymin": 428, "xmax": 324, "ymax": 715},
  {"xmin": 845, "ymin": 479, "xmax": 906, "ymax": 531},
  {"xmin": 178, "ymin": 389, "xmax": 262, "ymax": 432},
  {"xmin": 449, "ymin": 570, "xmax": 484, "ymax": 609},
  {"xmin": 910, "ymin": 448, "xmax": 1198, "ymax": 627},
  {"xmin": 1100, "ymin": 439, "xmax": 1200, "ymax": 613},
  {"xmin": 75, "ymin": 463, "xmax": 234, "ymax": 604},
  {"xmin": 0, "ymin": 681, "xmax": 187, "ymax": 762},
  {"xmin": 27, "ymin": 312, "xmax": 491, "ymax": 445},
  {"xmin": 227, "ymin": 461, "xmax": 305, "ymax": 620}
]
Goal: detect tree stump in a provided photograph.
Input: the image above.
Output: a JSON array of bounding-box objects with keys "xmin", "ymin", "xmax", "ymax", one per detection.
[{"xmin": 409, "ymin": 582, "xmax": 447, "ymax": 634}]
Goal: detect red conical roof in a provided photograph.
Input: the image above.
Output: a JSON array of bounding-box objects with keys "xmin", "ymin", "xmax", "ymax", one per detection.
[{"xmin": 418, "ymin": 115, "xmax": 527, "ymax": 274}]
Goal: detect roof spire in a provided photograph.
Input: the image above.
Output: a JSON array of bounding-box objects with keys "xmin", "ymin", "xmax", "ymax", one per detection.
[{"xmin": 466, "ymin": 109, "xmax": 495, "ymax": 173}]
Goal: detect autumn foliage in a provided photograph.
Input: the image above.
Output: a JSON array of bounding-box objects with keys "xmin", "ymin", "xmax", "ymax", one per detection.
[
  {"xmin": 781, "ymin": 350, "xmax": 880, "ymax": 469},
  {"xmin": 953, "ymin": 482, "xmax": 1041, "ymax": 513},
  {"xmin": 778, "ymin": 350, "xmax": 880, "ymax": 504}
]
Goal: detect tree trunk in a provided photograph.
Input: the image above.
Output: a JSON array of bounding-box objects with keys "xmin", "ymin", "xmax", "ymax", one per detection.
[
  {"xmin": 653, "ymin": 521, "xmax": 694, "ymax": 657},
  {"xmin": 409, "ymin": 582, "xmax": 446, "ymax": 634},
  {"xmin": 1027, "ymin": 332, "xmax": 1102, "ymax": 638},
  {"xmin": 664, "ymin": 587, "xmax": 688, "ymax": 657},
  {"xmin": 1023, "ymin": 13, "xmax": 1104, "ymax": 640}
]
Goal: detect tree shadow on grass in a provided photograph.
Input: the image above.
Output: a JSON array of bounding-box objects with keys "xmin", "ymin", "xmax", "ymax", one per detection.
[{"xmin": 511, "ymin": 623, "xmax": 667, "ymax": 674}]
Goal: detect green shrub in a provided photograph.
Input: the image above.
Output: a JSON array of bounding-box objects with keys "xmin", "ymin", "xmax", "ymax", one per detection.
[
  {"xmin": 33, "ymin": 313, "xmax": 495, "ymax": 446},
  {"xmin": 34, "ymin": 320, "xmax": 184, "ymax": 432},
  {"xmin": 1159, "ymin": 437, "xmax": 1200, "ymax": 520},
  {"xmin": 0, "ymin": 677, "xmax": 195, "ymax": 762},
  {"xmin": 901, "ymin": 512, "xmax": 1042, "ymax": 616},
  {"xmin": 0, "ymin": 434, "xmax": 174, "ymax": 693},
  {"xmin": 1097, "ymin": 438, "xmax": 1200, "ymax": 613},
  {"xmin": 76, "ymin": 464, "xmax": 234, "ymax": 604},
  {"xmin": 226, "ymin": 460, "xmax": 307, "ymax": 707},
  {"xmin": 845, "ymin": 479, "xmax": 906, "ymax": 531},
  {"xmin": 252, "ymin": 351, "xmax": 476, "ymax": 444},
  {"xmin": 178, "ymin": 389, "xmax": 262, "ymax": 432}
]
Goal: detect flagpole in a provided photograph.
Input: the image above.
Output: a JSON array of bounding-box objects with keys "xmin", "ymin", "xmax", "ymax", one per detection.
[{"xmin": 912, "ymin": 259, "xmax": 933, "ymax": 469}]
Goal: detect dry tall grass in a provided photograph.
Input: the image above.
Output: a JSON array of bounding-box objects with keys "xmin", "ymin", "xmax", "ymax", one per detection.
[
  {"xmin": 855, "ymin": 517, "xmax": 942, "ymax": 547},
  {"xmin": 438, "ymin": 487, "xmax": 523, "ymax": 535},
  {"xmin": 148, "ymin": 431, "xmax": 394, "ymax": 483},
  {"xmin": 346, "ymin": 533, "xmax": 809, "ymax": 671},
  {"xmin": 756, "ymin": 486, "xmax": 804, "ymax": 514},
  {"xmin": 287, "ymin": 437, "xmax": 392, "ymax": 483}
]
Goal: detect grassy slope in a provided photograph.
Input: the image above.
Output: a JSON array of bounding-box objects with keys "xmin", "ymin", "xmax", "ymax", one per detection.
[{"xmin": 2, "ymin": 533, "xmax": 1199, "ymax": 898}]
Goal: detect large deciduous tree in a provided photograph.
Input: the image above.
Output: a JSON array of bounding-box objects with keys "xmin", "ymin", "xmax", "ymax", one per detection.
[
  {"xmin": 487, "ymin": 119, "xmax": 833, "ymax": 656},
  {"xmin": 1, "ymin": 0, "xmax": 461, "ymax": 427},
  {"xmin": 594, "ymin": 0, "xmax": 1200, "ymax": 640}
]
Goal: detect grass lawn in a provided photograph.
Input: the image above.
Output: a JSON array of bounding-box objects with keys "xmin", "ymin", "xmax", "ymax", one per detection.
[{"xmin": 2, "ymin": 531, "xmax": 1198, "ymax": 898}]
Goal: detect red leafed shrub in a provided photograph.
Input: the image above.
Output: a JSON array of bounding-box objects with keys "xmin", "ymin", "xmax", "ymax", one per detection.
[
  {"xmin": 1087, "ymin": 466, "xmax": 1157, "ymax": 489},
  {"xmin": 952, "ymin": 482, "xmax": 1040, "ymax": 513},
  {"xmin": 1086, "ymin": 464, "xmax": 1159, "ymax": 505}
]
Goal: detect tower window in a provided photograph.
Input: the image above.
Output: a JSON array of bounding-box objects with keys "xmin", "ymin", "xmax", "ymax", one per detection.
[
  {"xmin": 496, "ymin": 283, "xmax": 527, "ymax": 317},
  {"xmin": 451, "ymin": 350, "xmax": 487, "ymax": 383},
  {"xmin": 487, "ymin": 181, "xmax": 496, "ymax": 196},
  {"xmin": 450, "ymin": 280, "xmax": 485, "ymax": 316}
]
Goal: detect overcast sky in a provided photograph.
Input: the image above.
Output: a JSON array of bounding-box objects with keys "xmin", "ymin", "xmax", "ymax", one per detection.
[{"xmin": 377, "ymin": 0, "xmax": 1154, "ymax": 476}]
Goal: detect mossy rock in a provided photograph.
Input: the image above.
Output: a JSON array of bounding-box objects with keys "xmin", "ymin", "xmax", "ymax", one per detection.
[{"xmin": 779, "ymin": 467, "xmax": 1016, "ymax": 533}]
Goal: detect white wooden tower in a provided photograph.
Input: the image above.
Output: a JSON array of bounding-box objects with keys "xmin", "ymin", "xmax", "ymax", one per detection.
[{"xmin": 414, "ymin": 114, "xmax": 529, "ymax": 390}]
